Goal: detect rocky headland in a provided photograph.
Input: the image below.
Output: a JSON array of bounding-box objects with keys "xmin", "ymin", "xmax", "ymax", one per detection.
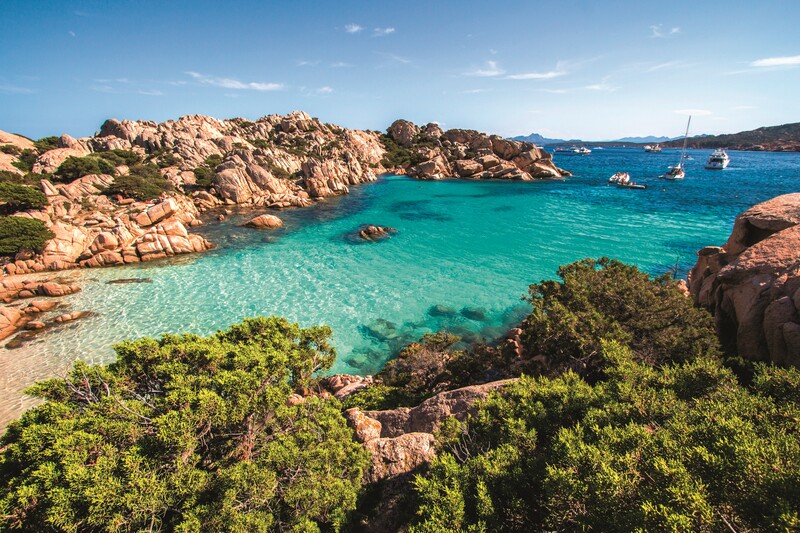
[{"xmin": 689, "ymin": 193, "xmax": 800, "ymax": 366}]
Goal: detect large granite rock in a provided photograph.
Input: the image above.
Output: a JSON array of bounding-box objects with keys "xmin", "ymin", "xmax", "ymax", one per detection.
[{"xmin": 688, "ymin": 193, "xmax": 800, "ymax": 365}]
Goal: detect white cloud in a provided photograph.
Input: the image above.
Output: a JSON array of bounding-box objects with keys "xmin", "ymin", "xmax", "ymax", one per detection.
[
  {"xmin": 387, "ymin": 54, "xmax": 411, "ymax": 64},
  {"xmin": 297, "ymin": 60, "xmax": 319, "ymax": 67},
  {"xmin": 465, "ymin": 61, "xmax": 505, "ymax": 77},
  {"xmin": 0, "ymin": 84, "xmax": 34, "ymax": 94},
  {"xmin": 68, "ymin": 30, "xmax": 76, "ymax": 37},
  {"xmin": 646, "ymin": 60, "xmax": 690, "ymax": 72},
  {"xmin": 186, "ymin": 71, "xmax": 283, "ymax": 91},
  {"xmin": 541, "ymin": 88, "xmax": 568, "ymax": 94},
  {"xmin": 650, "ymin": 24, "xmax": 681, "ymax": 38},
  {"xmin": 138, "ymin": 89, "xmax": 163, "ymax": 96},
  {"xmin": 316, "ymin": 86, "xmax": 333, "ymax": 94},
  {"xmin": 751, "ymin": 55, "xmax": 800, "ymax": 67},
  {"xmin": 585, "ymin": 79, "xmax": 618, "ymax": 91},
  {"xmin": 330, "ymin": 61, "xmax": 353, "ymax": 68},
  {"xmin": 373, "ymin": 27, "xmax": 395, "ymax": 37},
  {"xmin": 674, "ymin": 108, "xmax": 712, "ymax": 116},
  {"xmin": 345, "ymin": 23, "xmax": 363, "ymax": 33},
  {"xmin": 460, "ymin": 88, "xmax": 489, "ymax": 94},
  {"xmin": 506, "ymin": 70, "xmax": 564, "ymax": 80}
]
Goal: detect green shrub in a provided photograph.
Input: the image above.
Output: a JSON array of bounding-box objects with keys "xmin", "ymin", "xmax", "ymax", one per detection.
[
  {"xmin": 10, "ymin": 149, "xmax": 37, "ymax": 172},
  {"xmin": 410, "ymin": 341, "xmax": 800, "ymax": 532},
  {"xmin": 192, "ymin": 154, "xmax": 223, "ymax": 188},
  {"xmin": 249, "ymin": 138, "xmax": 270, "ymax": 150},
  {"xmin": 520, "ymin": 257, "xmax": 720, "ymax": 377},
  {"xmin": 103, "ymin": 163, "xmax": 174, "ymax": 201},
  {"xmin": 0, "ymin": 145, "xmax": 21, "ymax": 155},
  {"xmin": 33, "ymin": 136, "xmax": 59, "ymax": 153},
  {"xmin": 53, "ymin": 155, "xmax": 116, "ymax": 182},
  {"xmin": 379, "ymin": 134, "xmax": 414, "ymax": 168},
  {"xmin": 94, "ymin": 149, "xmax": 142, "ymax": 167},
  {"xmin": 0, "ymin": 171, "xmax": 51, "ymax": 186},
  {"xmin": 0, "ymin": 183, "xmax": 47, "ymax": 213},
  {"xmin": 0, "ymin": 216, "xmax": 53, "ymax": 255},
  {"xmin": 0, "ymin": 317, "xmax": 369, "ymax": 531}
]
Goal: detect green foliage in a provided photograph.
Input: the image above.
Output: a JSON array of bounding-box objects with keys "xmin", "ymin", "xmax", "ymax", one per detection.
[
  {"xmin": 54, "ymin": 155, "xmax": 116, "ymax": 183},
  {"xmin": 268, "ymin": 162, "xmax": 291, "ymax": 180},
  {"xmin": 520, "ymin": 257, "xmax": 720, "ymax": 376},
  {"xmin": 249, "ymin": 138, "xmax": 271, "ymax": 150},
  {"xmin": 0, "ymin": 317, "xmax": 369, "ymax": 532},
  {"xmin": 0, "ymin": 183, "xmax": 48, "ymax": 213},
  {"xmin": 33, "ymin": 136, "xmax": 59, "ymax": 153},
  {"xmin": 0, "ymin": 216, "xmax": 54, "ymax": 255},
  {"xmin": 103, "ymin": 164, "xmax": 174, "ymax": 201},
  {"xmin": 94, "ymin": 149, "xmax": 143, "ymax": 167},
  {"xmin": 411, "ymin": 341, "xmax": 800, "ymax": 532},
  {"xmin": 10, "ymin": 149, "xmax": 37, "ymax": 172},
  {"xmin": 0, "ymin": 144, "xmax": 21, "ymax": 155},
  {"xmin": 379, "ymin": 134, "xmax": 414, "ymax": 168},
  {"xmin": 0, "ymin": 170, "xmax": 50, "ymax": 187},
  {"xmin": 192, "ymin": 154, "xmax": 223, "ymax": 188}
]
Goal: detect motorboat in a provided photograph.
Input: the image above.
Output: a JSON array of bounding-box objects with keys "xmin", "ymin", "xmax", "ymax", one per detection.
[
  {"xmin": 609, "ymin": 172, "xmax": 629, "ymax": 184},
  {"xmin": 705, "ymin": 149, "xmax": 730, "ymax": 169},
  {"xmin": 660, "ymin": 116, "xmax": 691, "ymax": 181},
  {"xmin": 609, "ymin": 172, "xmax": 646, "ymax": 189},
  {"xmin": 644, "ymin": 144, "xmax": 662, "ymax": 153},
  {"xmin": 576, "ymin": 146, "xmax": 592, "ymax": 155}
]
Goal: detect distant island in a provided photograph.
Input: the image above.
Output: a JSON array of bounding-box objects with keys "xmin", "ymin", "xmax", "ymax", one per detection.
[
  {"xmin": 663, "ymin": 121, "xmax": 800, "ymax": 152},
  {"xmin": 513, "ymin": 121, "xmax": 800, "ymax": 152}
]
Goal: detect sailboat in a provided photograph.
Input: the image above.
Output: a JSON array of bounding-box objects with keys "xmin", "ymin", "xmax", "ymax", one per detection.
[{"xmin": 659, "ymin": 116, "xmax": 691, "ymax": 181}]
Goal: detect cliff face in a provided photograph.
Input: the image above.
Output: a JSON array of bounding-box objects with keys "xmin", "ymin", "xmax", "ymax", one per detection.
[
  {"xmin": 385, "ymin": 119, "xmax": 568, "ymax": 180},
  {"xmin": 688, "ymin": 193, "xmax": 800, "ymax": 366}
]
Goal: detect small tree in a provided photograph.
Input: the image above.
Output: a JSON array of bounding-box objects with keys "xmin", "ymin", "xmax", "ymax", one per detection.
[
  {"xmin": 54, "ymin": 155, "xmax": 116, "ymax": 182},
  {"xmin": 0, "ymin": 183, "xmax": 48, "ymax": 213},
  {"xmin": 0, "ymin": 317, "xmax": 369, "ymax": 531},
  {"xmin": 104, "ymin": 164, "xmax": 174, "ymax": 201},
  {"xmin": 0, "ymin": 216, "xmax": 54, "ymax": 255}
]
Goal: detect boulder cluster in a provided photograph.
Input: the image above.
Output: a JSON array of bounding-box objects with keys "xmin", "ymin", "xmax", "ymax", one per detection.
[
  {"xmin": 385, "ymin": 119, "xmax": 568, "ymax": 181},
  {"xmin": 689, "ymin": 193, "xmax": 800, "ymax": 365}
]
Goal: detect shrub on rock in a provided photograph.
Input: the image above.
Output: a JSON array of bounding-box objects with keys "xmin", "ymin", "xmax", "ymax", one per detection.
[
  {"xmin": 0, "ymin": 216, "xmax": 53, "ymax": 255},
  {"xmin": 104, "ymin": 163, "xmax": 174, "ymax": 201},
  {"xmin": 0, "ymin": 183, "xmax": 48, "ymax": 213}
]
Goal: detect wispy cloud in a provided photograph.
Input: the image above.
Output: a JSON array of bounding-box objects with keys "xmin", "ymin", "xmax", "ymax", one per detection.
[
  {"xmin": 138, "ymin": 89, "xmax": 163, "ymax": 96},
  {"xmin": 0, "ymin": 84, "xmax": 35, "ymax": 94},
  {"xmin": 674, "ymin": 108, "xmax": 711, "ymax": 116},
  {"xmin": 650, "ymin": 24, "xmax": 681, "ymax": 38},
  {"xmin": 386, "ymin": 54, "xmax": 411, "ymax": 64},
  {"xmin": 465, "ymin": 60, "xmax": 505, "ymax": 77},
  {"xmin": 373, "ymin": 27, "xmax": 395, "ymax": 37},
  {"xmin": 344, "ymin": 23, "xmax": 363, "ymax": 34},
  {"xmin": 585, "ymin": 77, "xmax": 618, "ymax": 91},
  {"xmin": 68, "ymin": 30, "xmax": 76, "ymax": 38},
  {"xmin": 507, "ymin": 69, "xmax": 564, "ymax": 80},
  {"xmin": 90, "ymin": 85, "xmax": 114, "ymax": 93},
  {"xmin": 316, "ymin": 86, "xmax": 333, "ymax": 94},
  {"xmin": 460, "ymin": 88, "xmax": 489, "ymax": 94},
  {"xmin": 186, "ymin": 71, "xmax": 283, "ymax": 91},
  {"xmin": 541, "ymin": 88, "xmax": 568, "ymax": 94},
  {"xmin": 297, "ymin": 60, "xmax": 319, "ymax": 67},
  {"xmin": 330, "ymin": 61, "xmax": 353, "ymax": 68},
  {"xmin": 646, "ymin": 60, "xmax": 692, "ymax": 72},
  {"xmin": 751, "ymin": 54, "xmax": 800, "ymax": 67}
]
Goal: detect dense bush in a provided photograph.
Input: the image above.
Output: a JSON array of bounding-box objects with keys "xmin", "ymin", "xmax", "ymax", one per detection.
[
  {"xmin": 0, "ymin": 216, "xmax": 53, "ymax": 255},
  {"xmin": 10, "ymin": 149, "xmax": 37, "ymax": 172},
  {"xmin": 520, "ymin": 257, "xmax": 720, "ymax": 377},
  {"xmin": 0, "ymin": 317, "xmax": 369, "ymax": 532},
  {"xmin": 379, "ymin": 134, "xmax": 414, "ymax": 168},
  {"xmin": 33, "ymin": 136, "xmax": 59, "ymax": 153},
  {"xmin": 53, "ymin": 155, "xmax": 116, "ymax": 182},
  {"xmin": 0, "ymin": 144, "xmax": 21, "ymax": 155},
  {"xmin": 411, "ymin": 341, "xmax": 800, "ymax": 532},
  {"xmin": 103, "ymin": 163, "xmax": 174, "ymax": 201},
  {"xmin": 0, "ymin": 183, "xmax": 48, "ymax": 213},
  {"xmin": 192, "ymin": 154, "xmax": 223, "ymax": 188},
  {"xmin": 94, "ymin": 149, "xmax": 142, "ymax": 167}
]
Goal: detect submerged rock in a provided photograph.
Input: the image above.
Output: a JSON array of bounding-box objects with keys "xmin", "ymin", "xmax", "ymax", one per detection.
[
  {"xmin": 107, "ymin": 278, "xmax": 153, "ymax": 284},
  {"xmin": 460, "ymin": 306, "xmax": 487, "ymax": 321},
  {"xmin": 358, "ymin": 224, "xmax": 397, "ymax": 241},
  {"xmin": 428, "ymin": 304, "xmax": 456, "ymax": 317}
]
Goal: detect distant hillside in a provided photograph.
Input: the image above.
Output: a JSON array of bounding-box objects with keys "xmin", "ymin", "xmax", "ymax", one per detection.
[
  {"xmin": 510, "ymin": 133, "xmax": 578, "ymax": 145},
  {"xmin": 664, "ymin": 122, "xmax": 800, "ymax": 152},
  {"xmin": 614, "ymin": 135, "xmax": 675, "ymax": 144}
]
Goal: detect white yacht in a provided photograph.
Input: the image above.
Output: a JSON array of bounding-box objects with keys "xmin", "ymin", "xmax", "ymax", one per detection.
[
  {"xmin": 705, "ymin": 149, "xmax": 730, "ymax": 170},
  {"xmin": 659, "ymin": 116, "xmax": 691, "ymax": 181},
  {"xmin": 644, "ymin": 144, "xmax": 662, "ymax": 153},
  {"xmin": 576, "ymin": 146, "xmax": 592, "ymax": 155}
]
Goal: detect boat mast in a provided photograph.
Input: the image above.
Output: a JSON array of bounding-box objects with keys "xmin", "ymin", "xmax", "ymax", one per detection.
[{"xmin": 679, "ymin": 115, "xmax": 691, "ymax": 167}]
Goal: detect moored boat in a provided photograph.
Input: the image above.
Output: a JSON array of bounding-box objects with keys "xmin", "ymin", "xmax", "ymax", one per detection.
[
  {"xmin": 644, "ymin": 144, "xmax": 662, "ymax": 153},
  {"xmin": 660, "ymin": 116, "xmax": 691, "ymax": 181},
  {"xmin": 609, "ymin": 172, "xmax": 629, "ymax": 184},
  {"xmin": 705, "ymin": 149, "xmax": 730, "ymax": 169}
]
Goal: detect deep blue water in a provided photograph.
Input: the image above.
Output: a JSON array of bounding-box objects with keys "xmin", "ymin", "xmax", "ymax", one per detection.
[{"xmin": 1, "ymin": 147, "xmax": 798, "ymax": 421}]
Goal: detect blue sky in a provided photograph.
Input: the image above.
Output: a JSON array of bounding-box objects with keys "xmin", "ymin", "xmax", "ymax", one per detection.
[{"xmin": 2, "ymin": 0, "xmax": 799, "ymax": 140}]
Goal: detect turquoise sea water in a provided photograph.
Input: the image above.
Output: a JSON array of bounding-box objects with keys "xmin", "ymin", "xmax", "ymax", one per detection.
[{"xmin": 1, "ymin": 147, "xmax": 799, "ymax": 422}]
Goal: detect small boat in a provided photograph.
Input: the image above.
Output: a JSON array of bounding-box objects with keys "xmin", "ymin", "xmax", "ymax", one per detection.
[
  {"xmin": 609, "ymin": 172, "xmax": 629, "ymax": 184},
  {"xmin": 619, "ymin": 181, "xmax": 647, "ymax": 190},
  {"xmin": 659, "ymin": 116, "xmax": 691, "ymax": 181},
  {"xmin": 576, "ymin": 146, "xmax": 592, "ymax": 155},
  {"xmin": 644, "ymin": 144, "xmax": 662, "ymax": 153},
  {"xmin": 705, "ymin": 149, "xmax": 730, "ymax": 169},
  {"xmin": 554, "ymin": 146, "xmax": 575, "ymax": 153}
]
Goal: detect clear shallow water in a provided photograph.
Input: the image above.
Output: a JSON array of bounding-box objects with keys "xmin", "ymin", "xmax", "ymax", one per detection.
[{"xmin": 2, "ymin": 147, "xmax": 799, "ymax": 423}]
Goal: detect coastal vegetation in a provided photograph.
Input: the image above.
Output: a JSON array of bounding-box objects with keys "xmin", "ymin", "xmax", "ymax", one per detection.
[
  {"xmin": 54, "ymin": 155, "xmax": 117, "ymax": 182},
  {"xmin": 102, "ymin": 163, "xmax": 174, "ymax": 201},
  {"xmin": 0, "ymin": 217, "xmax": 53, "ymax": 255},
  {"xmin": 668, "ymin": 121, "xmax": 800, "ymax": 152},
  {"xmin": 0, "ymin": 317, "xmax": 368, "ymax": 532},
  {"xmin": 0, "ymin": 183, "xmax": 48, "ymax": 213}
]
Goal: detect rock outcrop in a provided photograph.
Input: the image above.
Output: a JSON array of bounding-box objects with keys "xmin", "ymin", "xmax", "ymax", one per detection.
[
  {"xmin": 242, "ymin": 213, "xmax": 283, "ymax": 229},
  {"xmin": 688, "ymin": 193, "xmax": 800, "ymax": 366},
  {"xmin": 344, "ymin": 379, "xmax": 516, "ymax": 483},
  {"xmin": 385, "ymin": 119, "xmax": 568, "ymax": 181}
]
